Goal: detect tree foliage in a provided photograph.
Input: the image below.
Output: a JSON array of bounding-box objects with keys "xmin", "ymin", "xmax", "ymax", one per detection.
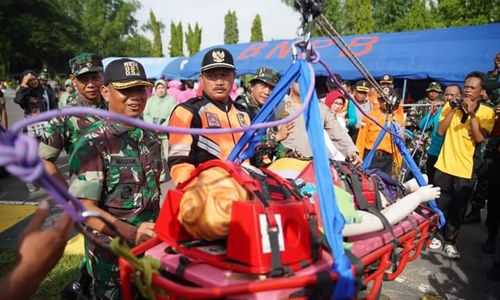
[
  {"xmin": 372, "ymin": 0, "xmax": 412, "ymax": 32},
  {"xmin": 0, "ymin": 0, "xmax": 157, "ymax": 77},
  {"xmin": 224, "ymin": 10, "xmax": 239, "ymax": 44},
  {"xmin": 344, "ymin": 0, "xmax": 374, "ymax": 34},
  {"xmin": 169, "ymin": 21, "xmax": 184, "ymax": 57},
  {"xmin": 282, "ymin": 0, "xmax": 499, "ymax": 36},
  {"xmin": 142, "ymin": 10, "xmax": 164, "ymax": 57},
  {"xmin": 250, "ymin": 14, "xmax": 263, "ymax": 42},
  {"xmin": 185, "ymin": 23, "xmax": 202, "ymax": 56}
]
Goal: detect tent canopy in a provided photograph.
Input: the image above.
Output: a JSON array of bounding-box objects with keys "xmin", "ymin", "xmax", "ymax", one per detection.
[
  {"xmin": 161, "ymin": 57, "xmax": 190, "ymax": 80},
  {"xmin": 102, "ymin": 57, "xmax": 177, "ymax": 79},
  {"xmin": 181, "ymin": 24, "xmax": 500, "ymax": 84}
]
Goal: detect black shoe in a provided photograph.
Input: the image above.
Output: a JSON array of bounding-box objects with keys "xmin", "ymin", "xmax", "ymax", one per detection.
[
  {"xmin": 61, "ymin": 281, "xmax": 81, "ymax": 299},
  {"xmin": 463, "ymin": 213, "xmax": 481, "ymax": 224},
  {"xmin": 482, "ymin": 238, "xmax": 496, "ymax": 254},
  {"xmin": 486, "ymin": 263, "xmax": 500, "ymax": 281}
]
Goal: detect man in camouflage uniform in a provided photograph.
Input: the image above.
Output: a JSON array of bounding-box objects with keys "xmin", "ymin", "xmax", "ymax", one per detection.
[
  {"xmin": 235, "ymin": 67, "xmax": 281, "ymax": 120},
  {"xmin": 407, "ymin": 81, "xmax": 443, "ymax": 131},
  {"xmin": 68, "ymin": 59, "xmax": 162, "ymax": 300},
  {"xmin": 39, "ymin": 53, "xmax": 105, "ymax": 186},
  {"xmin": 404, "ymin": 81, "xmax": 444, "ymax": 175}
]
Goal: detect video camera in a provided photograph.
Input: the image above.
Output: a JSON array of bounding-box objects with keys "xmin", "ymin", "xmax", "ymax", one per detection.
[{"xmin": 449, "ymin": 97, "xmax": 463, "ymax": 109}]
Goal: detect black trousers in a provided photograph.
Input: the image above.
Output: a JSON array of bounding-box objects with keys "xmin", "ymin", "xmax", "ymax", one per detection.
[
  {"xmin": 486, "ymin": 152, "xmax": 500, "ymax": 241},
  {"xmin": 425, "ymin": 154, "xmax": 438, "ymax": 184},
  {"xmin": 433, "ymin": 169, "xmax": 475, "ymax": 244}
]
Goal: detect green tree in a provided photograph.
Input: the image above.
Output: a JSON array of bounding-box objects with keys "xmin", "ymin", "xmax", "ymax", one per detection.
[
  {"xmin": 124, "ymin": 35, "xmax": 154, "ymax": 56},
  {"xmin": 185, "ymin": 23, "xmax": 202, "ymax": 56},
  {"xmin": 224, "ymin": 10, "xmax": 239, "ymax": 44},
  {"xmin": 169, "ymin": 21, "xmax": 184, "ymax": 56},
  {"xmin": 315, "ymin": 0, "xmax": 346, "ymax": 35},
  {"xmin": 250, "ymin": 14, "xmax": 263, "ymax": 42},
  {"xmin": 398, "ymin": 0, "xmax": 436, "ymax": 31},
  {"xmin": 344, "ymin": 0, "xmax": 374, "ymax": 34},
  {"xmin": 142, "ymin": 10, "xmax": 164, "ymax": 56},
  {"xmin": 372, "ymin": 0, "xmax": 412, "ymax": 32},
  {"xmin": 436, "ymin": 0, "xmax": 500, "ymax": 27},
  {"xmin": 58, "ymin": 0, "xmax": 145, "ymax": 57},
  {"xmin": 0, "ymin": 0, "xmax": 85, "ymax": 76}
]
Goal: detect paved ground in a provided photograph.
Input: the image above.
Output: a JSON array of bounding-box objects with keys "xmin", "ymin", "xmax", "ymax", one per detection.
[{"xmin": 1, "ymin": 90, "xmax": 499, "ymax": 299}]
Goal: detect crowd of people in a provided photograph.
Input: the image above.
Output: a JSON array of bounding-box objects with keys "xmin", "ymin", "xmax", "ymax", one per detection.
[{"xmin": 1, "ymin": 49, "xmax": 499, "ymax": 299}]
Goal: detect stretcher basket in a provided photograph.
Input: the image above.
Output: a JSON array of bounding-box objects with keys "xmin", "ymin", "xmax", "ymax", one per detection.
[{"xmin": 119, "ymin": 206, "xmax": 439, "ymax": 300}]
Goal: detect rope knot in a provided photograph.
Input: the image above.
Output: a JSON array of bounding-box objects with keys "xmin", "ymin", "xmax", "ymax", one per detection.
[{"xmin": 0, "ymin": 131, "xmax": 44, "ymax": 183}]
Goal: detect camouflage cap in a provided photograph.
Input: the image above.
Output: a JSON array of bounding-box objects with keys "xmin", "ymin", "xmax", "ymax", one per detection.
[
  {"xmin": 69, "ymin": 53, "xmax": 104, "ymax": 76},
  {"xmin": 426, "ymin": 81, "xmax": 442, "ymax": 93},
  {"xmin": 64, "ymin": 79, "xmax": 72, "ymax": 87},
  {"xmin": 39, "ymin": 70, "xmax": 49, "ymax": 80},
  {"xmin": 249, "ymin": 67, "xmax": 281, "ymax": 87},
  {"xmin": 355, "ymin": 80, "xmax": 371, "ymax": 93}
]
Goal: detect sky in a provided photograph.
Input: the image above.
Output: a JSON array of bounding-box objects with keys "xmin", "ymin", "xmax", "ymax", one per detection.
[{"xmin": 135, "ymin": 0, "xmax": 302, "ymax": 57}]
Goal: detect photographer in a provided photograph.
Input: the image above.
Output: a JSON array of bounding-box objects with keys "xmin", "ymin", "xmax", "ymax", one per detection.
[
  {"xmin": 433, "ymin": 72, "xmax": 495, "ymax": 259},
  {"xmin": 14, "ymin": 70, "xmax": 45, "ymax": 116}
]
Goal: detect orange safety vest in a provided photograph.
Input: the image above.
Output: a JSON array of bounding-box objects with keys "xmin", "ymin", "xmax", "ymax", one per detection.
[{"xmin": 168, "ymin": 95, "xmax": 251, "ymax": 185}]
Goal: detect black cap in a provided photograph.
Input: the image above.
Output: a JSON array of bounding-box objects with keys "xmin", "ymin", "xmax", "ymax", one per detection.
[
  {"xmin": 326, "ymin": 73, "xmax": 343, "ymax": 89},
  {"xmin": 201, "ymin": 48, "xmax": 236, "ymax": 72},
  {"xmin": 379, "ymin": 74, "xmax": 394, "ymax": 84},
  {"xmin": 104, "ymin": 58, "xmax": 152, "ymax": 89},
  {"xmin": 355, "ymin": 80, "xmax": 371, "ymax": 93}
]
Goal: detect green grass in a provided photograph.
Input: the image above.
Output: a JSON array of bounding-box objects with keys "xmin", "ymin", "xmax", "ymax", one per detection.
[{"xmin": 0, "ymin": 247, "xmax": 82, "ymax": 299}]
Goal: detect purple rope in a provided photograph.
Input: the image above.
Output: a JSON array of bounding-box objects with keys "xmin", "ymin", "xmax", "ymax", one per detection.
[
  {"xmin": 11, "ymin": 102, "xmax": 311, "ymax": 137},
  {"xmin": 0, "ymin": 57, "xmax": 319, "ymax": 227}
]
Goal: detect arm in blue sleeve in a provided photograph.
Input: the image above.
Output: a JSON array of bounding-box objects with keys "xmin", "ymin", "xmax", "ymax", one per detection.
[
  {"xmin": 346, "ymin": 100, "xmax": 357, "ymax": 128},
  {"xmin": 418, "ymin": 112, "xmax": 434, "ymax": 131}
]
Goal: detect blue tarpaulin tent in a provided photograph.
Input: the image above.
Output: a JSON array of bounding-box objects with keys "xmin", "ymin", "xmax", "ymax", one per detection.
[
  {"xmin": 161, "ymin": 57, "xmax": 190, "ymax": 80},
  {"xmin": 180, "ymin": 24, "xmax": 500, "ymax": 84},
  {"xmin": 103, "ymin": 57, "xmax": 177, "ymax": 79}
]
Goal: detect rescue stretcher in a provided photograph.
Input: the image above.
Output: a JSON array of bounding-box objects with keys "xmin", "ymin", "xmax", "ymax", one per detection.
[{"xmin": 119, "ymin": 202, "xmax": 439, "ymax": 300}]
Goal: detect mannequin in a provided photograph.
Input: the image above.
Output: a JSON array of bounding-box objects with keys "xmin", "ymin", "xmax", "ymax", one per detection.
[{"xmin": 177, "ymin": 160, "xmax": 440, "ymax": 241}]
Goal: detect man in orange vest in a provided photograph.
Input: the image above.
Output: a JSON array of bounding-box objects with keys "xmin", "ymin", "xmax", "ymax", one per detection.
[
  {"xmin": 168, "ymin": 48, "xmax": 251, "ymax": 185},
  {"xmin": 356, "ymin": 87, "xmax": 404, "ymax": 176}
]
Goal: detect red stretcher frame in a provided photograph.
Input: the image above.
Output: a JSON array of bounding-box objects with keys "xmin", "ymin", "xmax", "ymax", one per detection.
[{"xmin": 119, "ymin": 210, "xmax": 439, "ymax": 300}]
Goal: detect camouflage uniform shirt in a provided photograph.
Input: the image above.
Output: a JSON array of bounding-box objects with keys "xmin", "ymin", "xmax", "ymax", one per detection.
[
  {"xmin": 235, "ymin": 92, "xmax": 261, "ymax": 121},
  {"xmin": 39, "ymin": 93, "xmax": 102, "ymax": 161},
  {"xmin": 68, "ymin": 120, "xmax": 162, "ymax": 300},
  {"xmin": 68, "ymin": 120, "xmax": 162, "ymax": 224}
]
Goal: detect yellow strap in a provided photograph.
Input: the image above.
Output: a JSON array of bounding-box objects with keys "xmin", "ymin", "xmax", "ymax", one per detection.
[{"xmin": 109, "ymin": 237, "xmax": 161, "ymax": 300}]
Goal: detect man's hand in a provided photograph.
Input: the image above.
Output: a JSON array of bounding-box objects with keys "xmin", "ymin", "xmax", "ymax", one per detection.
[
  {"xmin": 462, "ymin": 97, "xmax": 477, "ymax": 115},
  {"xmin": 348, "ymin": 152, "xmax": 362, "ymax": 167},
  {"xmin": 135, "ymin": 222, "xmax": 156, "ymax": 245},
  {"xmin": 0, "ymin": 200, "xmax": 74, "ymax": 300},
  {"xmin": 275, "ymin": 122, "xmax": 295, "ymax": 142}
]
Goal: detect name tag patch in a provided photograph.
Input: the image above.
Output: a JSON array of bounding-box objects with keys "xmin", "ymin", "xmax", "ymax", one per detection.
[{"xmin": 110, "ymin": 157, "xmax": 140, "ymax": 166}]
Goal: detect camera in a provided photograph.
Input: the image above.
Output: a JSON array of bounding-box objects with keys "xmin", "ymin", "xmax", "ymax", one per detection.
[{"xmin": 449, "ymin": 97, "xmax": 463, "ymax": 109}]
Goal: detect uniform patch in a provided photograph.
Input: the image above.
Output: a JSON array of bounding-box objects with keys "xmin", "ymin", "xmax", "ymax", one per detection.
[
  {"xmin": 206, "ymin": 112, "xmax": 221, "ymax": 127},
  {"xmin": 123, "ymin": 61, "xmax": 141, "ymax": 76},
  {"xmin": 237, "ymin": 113, "xmax": 248, "ymax": 127},
  {"xmin": 110, "ymin": 156, "xmax": 140, "ymax": 166},
  {"xmin": 212, "ymin": 50, "xmax": 225, "ymax": 63}
]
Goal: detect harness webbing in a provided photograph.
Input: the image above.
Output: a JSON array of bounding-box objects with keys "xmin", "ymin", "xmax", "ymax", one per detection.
[{"xmin": 362, "ymin": 121, "xmax": 446, "ymax": 227}]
